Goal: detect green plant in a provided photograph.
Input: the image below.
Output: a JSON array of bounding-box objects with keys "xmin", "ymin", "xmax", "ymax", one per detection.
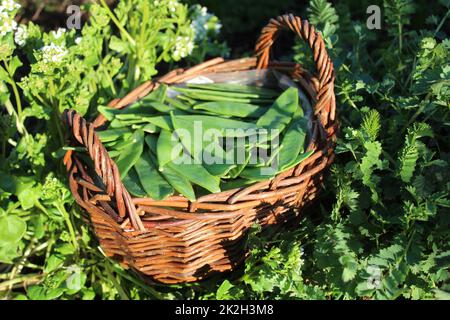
[{"xmin": 0, "ymin": 0, "xmax": 229, "ymax": 299}]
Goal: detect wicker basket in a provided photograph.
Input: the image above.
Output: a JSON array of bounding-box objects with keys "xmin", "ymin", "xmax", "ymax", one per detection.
[{"xmin": 62, "ymin": 14, "xmax": 337, "ymax": 284}]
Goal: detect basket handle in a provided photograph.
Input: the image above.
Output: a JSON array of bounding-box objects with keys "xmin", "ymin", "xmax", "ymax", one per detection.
[
  {"xmin": 255, "ymin": 14, "xmax": 336, "ymax": 129},
  {"xmin": 62, "ymin": 109, "xmax": 145, "ymax": 231}
]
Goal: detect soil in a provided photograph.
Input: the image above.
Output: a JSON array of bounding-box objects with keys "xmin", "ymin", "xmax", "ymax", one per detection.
[{"xmin": 16, "ymin": 0, "xmax": 115, "ymax": 30}]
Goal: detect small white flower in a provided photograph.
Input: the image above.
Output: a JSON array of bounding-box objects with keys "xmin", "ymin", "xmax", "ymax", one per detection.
[
  {"xmin": 173, "ymin": 36, "xmax": 194, "ymax": 59},
  {"xmin": 51, "ymin": 27, "xmax": 66, "ymax": 39},
  {"xmin": 14, "ymin": 24, "xmax": 27, "ymax": 46},
  {"xmin": 41, "ymin": 42, "xmax": 68, "ymax": 63},
  {"xmin": 168, "ymin": 0, "xmax": 178, "ymax": 12},
  {"xmin": 190, "ymin": 5, "xmax": 220, "ymax": 41},
  {"xmin": 75, "ymin": 36, "xmax": 82, "ymax": 45},
  {"xmin": 153, "ymin": 0, "xmax": 160, "ymax": 5},
  {"xmin": 1, "ymin": 0, "xmax": 20, "ymax": 12},
  {"xmin": 0, "ymin": 14, "xmax": 17, "ymax": 36}
]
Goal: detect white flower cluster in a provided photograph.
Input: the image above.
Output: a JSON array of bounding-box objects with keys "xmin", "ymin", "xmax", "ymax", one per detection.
[
  {"xmin": 190, "ymin": 5, "xmax": 222, "ymax": 41},
  {"xmin": 14, "ymin": 24, "xmax": 27, "ymax": 46},
  {"xmin": 0, "ymin": 0, "xmax": 20, "ymax": 12},
  {"xmin": 172, "ymin": 36, "xmax": 194, "ymax": 60},
  {"xmin": 0, "ymin": 0, "xmax": 20, "ymax": 37},
  {"xmin": 0, "ymin": 13, "xmax": 16, "ymax": 36},
  {"xmin": 154, "ymin": 0, "xmax": 179, "ymax": 13},
  {"xmin": 51, "ymin": 27, "xmax": 66, "ymax": 39},
  {"xmin": 41, "ymin": 42, "xmax": 68, "ymax": 63},
  {"xmin": 168, "ymin": 0, "xmax": 179, "ymax": 13}
]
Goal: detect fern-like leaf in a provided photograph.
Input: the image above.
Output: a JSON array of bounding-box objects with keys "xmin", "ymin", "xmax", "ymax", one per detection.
[
  {"xmin": 384, "ymin": 0, "xmax": 416, "ymax": 30},
  {"xmin": 360, "ymin": 141, "xmax": 383, "ymax": 187},
  {"xmin": 307, "ymin": 0, "xmax": 339, "ymax": 42},
  {"xmin": 307, "ymin": 0, "xmax": 339, "ymax": 26},
  {"xmin": 398, "ymin": 122, "xmax": 433, "ymax": 182},
  {"xmin": 398, "ymin": 143, "xmax": 419, "ymax": 183},
  {"xmin": 362, "ymin": 109, "xmax": 381, "ymax": 141}
]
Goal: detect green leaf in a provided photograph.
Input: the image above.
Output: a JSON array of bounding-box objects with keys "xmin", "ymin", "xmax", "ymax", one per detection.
[
  {"xmin": 0, "ymin": 215, "xmax": 27, "ymax": 246},
  {"xmin": 256, "ymin": 87, "xmax": 299, "ymax": 132},
  {"xmin": 193, "ymin": 101, "xmax": 266, "ymax": 118},
  {"xmin": 216, "ymin": 280, "xmax": 234, "ymax": 299},
  {"xmin": 399, "ymin": 144, "xmax": 418, "ymax": 182},
  {"xmin": 135, "ymin": 150, "xmax": 174, "ymax": 200},
  {"xmin": 27, "ymin": 286, "xmax": 65, "ymax": 300},
  {"xmin": 340, "ymin": 255, "xmax": 358, "ymax": 282},
  {"xmin": 122, "ymin": 168, "xmax": 147, "ymax": 197},
  {"xmin": 115, "ymin": 130, "xmax": 145, "ymax": 178},
  {"xmin": 160, "ymin": 163, "xmax": 196, "ymax": 201},
  {"xmin": 166, "ymin": 154, "xmax": 221, "ymax": 194},
  {"xmin": 109, "ymin": 35, "xmax": 131, "ymax": 53},
  {"xmin": 157, "ymin": 129, "xmax": 182, "ymax": 169},
  {"xmin": 9, "ymin": 56, "xmax": 23, "ymax": 75},
  {"xmin": 45, "ymin": 254, "xmax": 65, "ymax": 273},
  {"xmin": 15, "ymin": 177, "xmax": 40, "ymax": 210}
]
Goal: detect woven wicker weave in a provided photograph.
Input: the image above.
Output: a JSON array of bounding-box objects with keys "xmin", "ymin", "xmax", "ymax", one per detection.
[{"xmin": 62, "ymin": 14, "xmax": 337, "ymax": 284}]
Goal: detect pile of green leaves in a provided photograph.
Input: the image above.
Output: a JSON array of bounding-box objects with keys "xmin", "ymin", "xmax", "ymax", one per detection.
[
  {"xmin": 97, "ymin": 84, "xmax": 311, "ymax": 202},
  {"xmin": 0, "ymin": 0, "xmax": 449, "ymax": 300}
]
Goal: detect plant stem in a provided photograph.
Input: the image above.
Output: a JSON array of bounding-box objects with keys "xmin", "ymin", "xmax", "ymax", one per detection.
[
  {"xmin": 104, "ymin": 262, "xmax": 129, "ymax": 300},
  {"xmin": 0, "ymin": 274, "xmax": 43, "ymax": 292},
  {"xmin": 9, "ymin": 79, "xmax": 23, "ymax": 116},
  {"xmin": 99, "ymin": 0, "xmax": 136, "ymax": 47},
  {"xmin": 48, "ymin": 80, "xmax": 65, "ymax": 147},
  {"xmin": 111, "ymin": 263, "xmax": 166, "ymax": 299},
  {"xmin": 434, "ymin": 9, "xmax": 449, "ymax": 36},
  {"xmin": 57, "ymin": 204, "xmax": 79, "ymax": 251},
  {"xmin": 4, "ymin": 98, "xmax": 27, "ymax": 135},
  {"xmin": 8, "ymin": 238, "xmax": 38, "ymax": 294}
]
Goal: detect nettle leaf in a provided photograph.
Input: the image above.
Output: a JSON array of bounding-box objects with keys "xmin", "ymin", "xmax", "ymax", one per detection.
[
  {"xmin": 0, "ymin": 215, "xmax": 27, "ymax": 246},
  {"xmin": 340, "ymin": 255, "xmax": 358, "ymax": 282}
]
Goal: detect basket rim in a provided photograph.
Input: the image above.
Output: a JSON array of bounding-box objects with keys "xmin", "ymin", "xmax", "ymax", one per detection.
[{"xmin": 64, "ymin": 58, "xmax": 332, "ymax": 232}]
